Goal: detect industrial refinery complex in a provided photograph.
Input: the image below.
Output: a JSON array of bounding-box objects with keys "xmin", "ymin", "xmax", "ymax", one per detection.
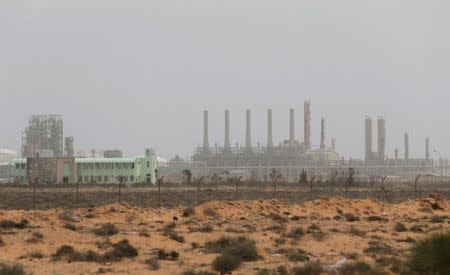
[{"xmin": 0, "ymin": 102, "xmax": 447, "ymax": 184}]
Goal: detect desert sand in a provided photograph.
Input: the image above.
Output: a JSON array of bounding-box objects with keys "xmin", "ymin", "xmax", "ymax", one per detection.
[{"xmin": 0, "ymin": 194, "xmax": 449, "ymax": 274}]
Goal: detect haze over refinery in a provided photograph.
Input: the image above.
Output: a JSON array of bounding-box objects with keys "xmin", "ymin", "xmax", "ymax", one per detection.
[{"xmin": 1, "ymin": 1, "xmax": 449, "ymax": 160}]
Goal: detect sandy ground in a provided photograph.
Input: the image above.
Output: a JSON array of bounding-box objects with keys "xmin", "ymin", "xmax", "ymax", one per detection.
[{"xmin": 0, "ymin": 194, "xmax": 449, "ymax": 274}]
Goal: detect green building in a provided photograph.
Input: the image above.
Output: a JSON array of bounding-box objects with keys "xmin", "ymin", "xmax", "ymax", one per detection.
[{"xmin": 7, "ymin": 148, "xmax": 158, "ymax": 184}]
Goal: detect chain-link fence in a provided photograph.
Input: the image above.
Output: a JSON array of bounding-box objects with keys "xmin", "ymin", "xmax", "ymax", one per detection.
[{"xmin": 1, "ymin": 179, "xmax": 450, "ymax": 210}]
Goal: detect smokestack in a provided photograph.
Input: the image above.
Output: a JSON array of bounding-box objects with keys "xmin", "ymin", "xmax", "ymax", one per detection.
[
  {"xmin": 304, "ymin": 101, "xmax": 311, "ymax": 149},
  {"xmin": 224, "ymin": 110, "xmax": 230, "ymax": 151},
  {"xmin": 425, "ymin": 137, "xmax": 430, "ymax": 160},
  {"xmin": 245, "ymin": 109, "xmax": 252, "ymax": 149},
  {"xmin": 289, "ymin": 108, "xmax": 295, "ymax": 146},
  {"xmin": 377, "ymin": 117, "xmax": 386, "ymax": 162},
  {"xmin": 267, "ymin": 109, "xmax": 273, "ymax": 149},
  {"xmin": 331, "ymin": 137, "xmax": 336, "ymax": 151},
  {"xmin": 320, "ymin": 117, "xmax": 326, "ymax": 150},
  {"xmin": 404, "ymin": 133, "xmax": 409, "ymax": 160},
  {"xmin": 203, "ymin": 110, "xmax": 209, "ymax": 151},
  {"xmin": 365, "ymin": 116, "xmax": 373, "ymax": 161},
  {"xmin": 395, "ymin": 148, "xmax": 399, "ymax": 160}
]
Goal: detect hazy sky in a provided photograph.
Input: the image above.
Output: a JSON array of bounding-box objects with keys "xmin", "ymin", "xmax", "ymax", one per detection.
[{"xmin": 1, "ymin": 1, "xmax": 449, "ymax": 160}]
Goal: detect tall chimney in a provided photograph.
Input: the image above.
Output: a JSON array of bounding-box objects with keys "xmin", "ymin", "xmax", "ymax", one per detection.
[
  {"xmin": 245, "ymin": 109, "xmax": 252, "ymax": 149},
  {"xmin": 224, "ymin": 110, "xmax": 230, "ymax": 151},
  {"xmin": 203, "ymin": 110, "xmax": 209, "ymax": 151},
  {"xmin": 365, "ymin": 116, "xmax": 373, "ymax": 161},
  {"xmin": 425, "ymin": 137, "xmax": 430, "ymax": 160},
  {"xmin": 304, "ymin": 101, "xmax": 311, "ymax": 149},
  {"xmin": 320, "ymin": 117, "xmax": 326, "ymax": 150},
  {"xmin": 377, "ymin": 117, "xmax": 386, "ymax": 162},
  {"xmin": 267, "ymin": 109, "xmax": 273, "ymax": 149},
  {"xmin": 404, "ymin": 133, "xmax": 409, "ymax": 160},
  {"xmin": 395, "ymin": 148, "xmax": 399, "ymax": 160},
  {"xmin": 289, "ymin": 108, "xmax": 295, "ymax": 146}
]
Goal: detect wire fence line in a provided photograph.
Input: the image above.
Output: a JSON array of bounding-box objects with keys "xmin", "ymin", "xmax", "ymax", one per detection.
[{"xmin": 0, "ymin": 178, "xmax": 450, "ymax": 210}]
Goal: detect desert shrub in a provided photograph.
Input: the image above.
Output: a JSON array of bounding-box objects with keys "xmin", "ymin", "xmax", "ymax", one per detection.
[
  {"xmin": 348, "ymin": 226, "xmax": 366, "ymax": 237},
  {"xmin": 344, "ymin": 213, "xmax": 360, "ymax": 222},
  {"xmin": 367, "ymin": 216, "xmax": 388, "ymax": 222},
  {"xmin": 182, "ymin": 270, "xmax": 215, "ymax": 275},
  {"xmin": 203, "ymin": 208, "xmax": 220, "ymax": 218},
  {"xmin": 290, "ymin": 216, "xmax": 301, "ymax": 221},
  {"xmin": 190, "ymin": 224, "xmax": 213, "ymax": 233},
  {"xmin": 339, "ymin": 261, "xmax": 371, "ymax": 275},
  {"xmin": 394, "ymin": 222, "xmax": 407, "ymax": 232},
  {"xmin": 265, "ymin": 225, "xmax": 285, "ymax": 233},
  {"xmin": 430, "ymin": 215, "xmax": 447, "ymax": 223},
  {"xmin": 53, "ymin": 245, "xmax": 101, "ymax": 262},
  {"xmin": 364, "ymin": 241, "xmax": 394, "ymax": 255},
  {"xmin": 417, "ymin": 207, "xmax": 433, "ymax": 213},
  {"xmin": 0, "ymin": 237, "xmax": 4, "ymax": 247},
  {"xmin": 212, "ymin": 253, "xmax": 241, "ymax": 273},
  {"xmin": 410, "ymin": 224, "xmax": 423, "ymax": 233},
  {"xmin": 168, "ymin": 231, "xmax": 185, "ymax": 243},
  {"xmin": 312, "ymin": 231, "xmax": 326, "ymax": 241},
  {"xmin": 29, "ymin": 251, "xmax": 44, "ymax": 259},
  {"xmin": 286, "ymin": 248, "xmax": 308, "ymax": 262},
  {"xmin": 84, "ymin": 213, "xmax": 96, "ymax": 219},
  {"xmin": 106, "ymin": 239, "xmax": 138, "ymax": 259},
  {"xmin": 0, "ymin": 219, "xmax": 29, "ymax": 229},
  {"xmin": 182, "ymin": 206, "xmax": 196, "ymax": 217},
  {"xmin": 92, "ymin": 223, "xmax": 119, "ymax": 236},
  {"xmin": 156, "ymin": 249, "xmax": 179, "ymax": 261},
  {"xmin": 145, "ymin": 258, "xmax": 160, "ymax": 271},
  {"xmin": 26, "ymin": 231, "xmax": 44, "ymax": 243},
  {"xmin": 205, "ymin": 236, "xmax": 260, "ymax": 261},
  {"xmin": 339, "ymin": 261, "xmax": 389, "ymax": 275},
  {"xmin": 63, "ymin": 223, "xmax": 77, "ymax": 231},
  {"xmin": 291, "ymin": 261, "xmax": 323, "ymax": 275},
  {"xmin": 0, "ymin": 262, "xmax": 25, "ymax": 275},
  {"xmin": 268, "ymin": 212, "xmax": 288, "ymax": 223},
  {"xmin": 406, "ymin": 232, "xmax": 450, "ymax": 274},
  {"xmin": 306, "ymin": 224, "xmax": 321, "ymax": 233},
  {"xmin": 165, "ymin": 222, "xmax": 177, "ymax": 229},
  {"xmin": 286, "ymin": 227, "xmax": 305, "ymax": 241},
  {"xmin": 197, "ymin": 224, "xmax": 213, "ymax": 233}
]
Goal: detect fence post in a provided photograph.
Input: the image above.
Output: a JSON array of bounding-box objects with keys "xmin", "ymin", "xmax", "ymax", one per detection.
[
  {"xmin": 118, "ymin": 177, "xmax": 122, "ymax": 203},
  {"xmin": 197, "ymin": 176, "xmax": 205, "ymax": 206},
  {"xmin": 273, "ymin": 174, "xmax": 281, "ymax": 199},
  {"xmin": 157, "ymin": 176, "xmax": 164, "ymax": 208},
  {"xmin": 414, "ymin": 174, "xmax": 421, "ymax": 198},
  {"xmin": 235, "ymin": 176, "xmax": 242, "ymax": 200},
  {"xmin": 76, "ymin": 178, "xmax": 80, "ymax": 209},
  {"xmin": 310, "ymin": 175, "xmax": 316, "ymax": 193}
]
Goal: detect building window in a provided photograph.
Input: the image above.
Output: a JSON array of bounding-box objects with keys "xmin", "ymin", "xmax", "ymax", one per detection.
[
  {"xmin": 90, "ymin": 176, "xmax": 95, "ymax": 183},
  {"xmin": 131, "ymin": 163, "xmax": 135, "ymax": 169},
  {"xmin": 97, "ymin": 176, "xmax": 102, "ymax": 182},
  {"xmin": 83, "ymin": 176, "xmax": 89, "ymax": 183},
  {"xmin": 130, "ymin": 176, "xmax": 134, "ymax": 182},
  {"xmin": 15, "ymin": 164, "xmax": 19, "ymax": 169},
  {"xmin": 147, "ymin": 161, "xmax": 150, "ymax": 168},
  {"xmin": 104, "ymin": 176, "xmax": 108, "ymax": 182},
  {"xmin": 21, "ymin": 164, "xmax": 25, "ymax": 169}
]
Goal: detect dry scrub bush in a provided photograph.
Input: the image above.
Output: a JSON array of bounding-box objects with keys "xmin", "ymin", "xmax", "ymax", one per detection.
[
  {"xmin": 407, "ymin": 232, "xmax": 450, "ymax": 274},
  {"xmin": 92, "ymin": 223, "xmax": 119, "ymax": 236},
  {"xmin": 0, "ymin": 262, "xmax": 25, "ymax": 275}
]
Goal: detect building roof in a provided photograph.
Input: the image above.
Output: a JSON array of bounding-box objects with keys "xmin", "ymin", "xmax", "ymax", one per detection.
[
  {"xmin": 75, "ymin": 158, "xmax": 139, "ymax": 164},
  {"xmin": 0, "ymin": 148, "xmax": 17, "ymax": 155}
]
